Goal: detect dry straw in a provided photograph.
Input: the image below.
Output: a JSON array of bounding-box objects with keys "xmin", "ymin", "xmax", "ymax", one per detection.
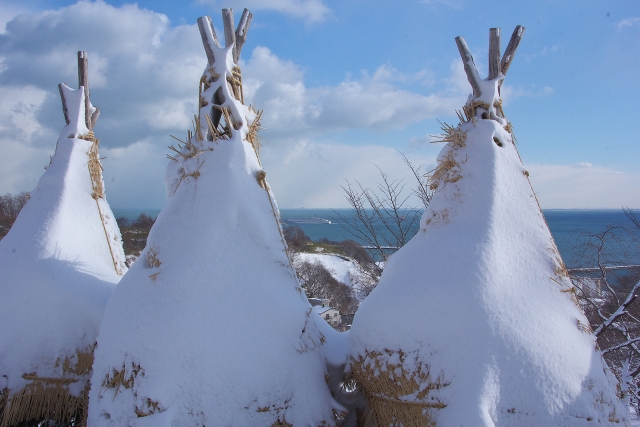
[
  {"xmin": 0, "ymin": 350, "xmax": 95, "ymax": 427},
  {"xmin": 101, "ymin": 362, "xmax": 143, "ymax": 398},
  {"xmin": 427, "ymin": 121, "xmax": 467, "ymax": 191},
  {"xmin": 84, "ymin": 132, "xmax": 125, "ymax": 276},
  {"xmin": 350, "ymin": 349, "xmax": 448, "ymax": 427}
]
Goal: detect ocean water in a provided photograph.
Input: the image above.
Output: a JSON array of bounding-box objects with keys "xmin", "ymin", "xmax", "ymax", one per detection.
[{"xmin": 113, "ymin": 207, "xmax": 639, "ymax": 268}]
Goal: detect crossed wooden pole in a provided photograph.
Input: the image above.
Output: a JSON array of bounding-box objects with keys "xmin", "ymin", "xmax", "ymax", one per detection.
[
  {"xmin": 455, "ymin": 26, "xmax": 525, "ymax": 98},
  {"xmin": 196, "ymin": 8, "xmax": 252, "ymax": 132},
  {"xmin": 58, "ymin": 51, "xmax": 100, "ymax": 132}
]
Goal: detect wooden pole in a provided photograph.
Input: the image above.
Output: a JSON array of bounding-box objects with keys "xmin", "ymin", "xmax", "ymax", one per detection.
[
  {"xmin": 455, "ymin": 36, "xmax": 482, "ymax": 97},
  {"xmin": 197, "ymin": 16, "xmax": 219, "ymax": 64},
  {"xmin": 500, "ymin": 25, "xmax": 525, "ymax": 80},
  {"xmin": 77, "ymin": 51, "xmax": 93, "ymax": 130},
  {"xmin": 222, "ymin": 9, "xmax": 236, "ymax": 49},
  {"xmin": 233, "ymin": 8, "xmax": 252, "ymax": 64},
  {"xmin": 488, "ymin": 28, "xmax": 501, "ymax": 80},
  {"xmin": 58, "ymin": 83, "xmax": 70, "ymax": 125}
]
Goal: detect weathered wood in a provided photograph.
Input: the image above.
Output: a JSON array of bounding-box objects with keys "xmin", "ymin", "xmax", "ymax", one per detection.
[
  {"xmin": 90, "ymin": 107, "xmax": 100, "ymax": 130},
  {"xmin": 58, "ymin": 83, "xmax": 70, "ymax": 125},
  {"xmin": 222, "ymin": 8, "xmax": 236, "ymax": 49},
  {"xmin": 208, "ymin": 86, "xmax": 226, "ymax": 136},
  {"xmin": 77, "ymin": 51, "xmax": 93, "ymax": 130},
  {"xmin": 455, "ymin": 36, "xmax": 482, "ymax": 97},
  {"xmin": 500, "ymin": 25, "xmax": 525, "ymax": 79},
  {"xmin": 197, "ymin": 16, "xmax": 219, "ymax": 64},
  {"xmin": 488, "ymin": 28, "xmax": 501, "ymax": 80},
  {"xmin": 233, "ymin": 8, "xmax": 252, "ymax": 63}
]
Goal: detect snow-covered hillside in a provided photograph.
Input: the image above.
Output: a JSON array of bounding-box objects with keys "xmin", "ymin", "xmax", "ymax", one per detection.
[{"xmin": 294, "ymin": 252, "xmax": 377, "ymax": 300}]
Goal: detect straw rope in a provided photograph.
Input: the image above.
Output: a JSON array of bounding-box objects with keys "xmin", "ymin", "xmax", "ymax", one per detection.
[
  {"xmin": 246, "ymin": 108, "xmax": 264, "ymax": 164},
  {"xmin": 350, "ymin": 350, "xmax": 448, "ymax": 427},
  {"xmin": 83, "ymin": 132, "xmax": 125, "ymax": 276},
  {"xmin": 0, "ymin": 350, "xmax": 94, "ymax": 427}
]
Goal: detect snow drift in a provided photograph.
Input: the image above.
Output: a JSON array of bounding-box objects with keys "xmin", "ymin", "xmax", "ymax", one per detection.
[
  {"xmin": 348, "ymin": 30, "xmax": 626, "ymax": 426},
  {"xmin": 88, "ymin": 13, "xmax": 342, "ymax": 427},
  {"xmin": 0, "ymin": 80, "xmax": 126, "ymax": 426}
]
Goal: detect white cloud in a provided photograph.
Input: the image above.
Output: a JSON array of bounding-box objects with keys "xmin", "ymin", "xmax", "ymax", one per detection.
[
  {"xmin": 0, "ymin": 0, "xmax": 30, "ymax": 33},
  {"xmin": 242, "ymin": 47, "xmax": 466, "ymax": 139},
  {"xmin": 501, "ymin": 84, "xmax": 554, "ymax": 104},
  {"xmin": 100, "ymin": 139, "xmax": 168, "ymax": 208},
  {"xmin": 5, "ymin": 1, "xmax": 630, "ymax": 213},
  {"xmin": 198, "ymin": 0, "xmax": 331, "ymax": 24},
  {"xmin": 526, "ymin": 163, "xmax": 640, "ymax": 209},
  {"xmin": 0, "ymin": 85, "xmax": 49, "ymax": 143},
  {"xmin": 618, "ymin": 17, "xmax": 640, "ymax": 29},
  {"xmin": 260, "ymin": 141, "xmax": 436, "ymax": 208},
  {"xmin": 0, "ymin": 1, "xmax": 457, "ymax": 208}
]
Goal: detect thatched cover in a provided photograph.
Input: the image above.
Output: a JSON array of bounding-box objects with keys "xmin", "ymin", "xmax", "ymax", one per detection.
[
  {"xmin": 348, "ymin": 27, "xmax": 626, "ymax": 426},
  {"xmin": 88, "ymin": 9, "xmax": 344, "ymax": 427},
  {"xmin": 0, "ymin": 51, "xmax": 125, "ymax": 427}
]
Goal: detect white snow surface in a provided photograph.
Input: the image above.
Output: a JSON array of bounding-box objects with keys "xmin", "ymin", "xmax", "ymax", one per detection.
[
  {"xmin": 88, "ymin": 43, "xmax": 341, "ymax": 427},
  {"xmin": 294, "ymin": 252, "xmax": 373, "ymax": 301},
  {"xmin": 349, "ymin": 118, "xmax": 627, "ymax": 426},
  {"xmin": 0, "ymin": 85, "xmax": 125, "ymax": 396},
  {"xmin": 295, "ymin": 253, "xmax": 356, "ymax": 286}
]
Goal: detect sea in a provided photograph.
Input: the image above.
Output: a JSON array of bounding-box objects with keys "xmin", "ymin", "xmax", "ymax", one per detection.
[{"xmin": 112, "ymin": 208, "xmax": 639, "ymax": 269}]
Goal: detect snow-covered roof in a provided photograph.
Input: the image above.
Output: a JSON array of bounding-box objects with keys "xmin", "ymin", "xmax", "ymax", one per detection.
[{"xmin": 313, "ymin": 305, "xmax": 336, "ymax": 315}]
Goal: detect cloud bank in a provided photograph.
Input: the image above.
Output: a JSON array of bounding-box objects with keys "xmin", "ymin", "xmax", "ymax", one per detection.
[{"xmin": 0, "ymin": 1, "xmax": 636, "ymax": 210}]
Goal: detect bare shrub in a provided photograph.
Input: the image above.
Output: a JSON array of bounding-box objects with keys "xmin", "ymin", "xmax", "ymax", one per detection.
[{"xmin": 570, "ymin": 208, "xmax": 640, "ymax": 410}]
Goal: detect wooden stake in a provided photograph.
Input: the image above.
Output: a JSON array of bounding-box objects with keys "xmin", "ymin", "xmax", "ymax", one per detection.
[
  {"xmin": 197, "ymin": 16, "xmax": 219, "ymax": 64},
  {"xmin": 500, "ymin": 25, "xmax": 525, "ymax": 80},
  {"xmin": 222, "ymin": 8, "xmax": 236, "ymax": 49},
  {"xmin": 455, "ymin": 36, "xmax": 482, "ymax": 97},
  {"xmin": 233, "ymin": 8, "xmax": 252, "ymax": 64},
  {"xmin": 58, "ymin": 83, "xmax": 70, "ymax": 125},
  {"xmin": 90, "ymin": 107, "xmax": 100, "ymax": 130},
  {"xmin": 488, "ymin": 28, "xmax": 501, "ymax": 80},
  {"xmin": 77, "ymin": 51, "xmax": 93, "ymax": 130}
]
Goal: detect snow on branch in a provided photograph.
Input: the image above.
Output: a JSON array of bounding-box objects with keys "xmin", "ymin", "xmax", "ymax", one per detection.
[
  {"xmin": 500, "ymin": 25, "xmax": 525, "ymax": 84},
  {"xmin": 594, "ymin": 280, "xmax": 640, "ymax": 337},
  {"xmin": 455, "ymin": 36, "xmax": 482, "ymax": 97}
]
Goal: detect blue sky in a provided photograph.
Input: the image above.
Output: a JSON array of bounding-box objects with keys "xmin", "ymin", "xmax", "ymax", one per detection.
[{"xmin": 0, "ymin": 0, "xmax": 638, "ymax": 208}]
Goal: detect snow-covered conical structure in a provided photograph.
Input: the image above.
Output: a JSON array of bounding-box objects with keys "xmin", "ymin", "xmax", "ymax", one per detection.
[
  {"xmin": 88, "ymin": 9, "xmax": 343, "ymax": 426},
  {"xmin": 0, "ymin": 52, "xmax": 126, "ymax": 427},
  {"xmin": 348, "ymin": 27, "xmax": 627, "ymax": 426}
]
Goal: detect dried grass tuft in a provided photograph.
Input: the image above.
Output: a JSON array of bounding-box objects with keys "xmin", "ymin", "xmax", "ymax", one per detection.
[
  {"xmin": 428, "ymin": 152, "xmax": 461, "ymax": 191},
  {"xmin": 167, "ymin": 137, "xmax": 212, "ymax": 163},
  {"xmin": 350, "ymin": 349, "xmax": 448, "ymax": 427},
  {"xmin": 135, "ymin": 397, "xmax": 162, "ymax": 418},
  {"xmin": 246, "ymin": 108, "xmax": 264, "ymax": 161},
  {"xmin": 270, "ymin": 418, "xmax": 292, "ymax": 427},
  {"xmin": 256, "ymin": 170, "xmax": 267, "ymax": 189},
  {"xmin": 101, "ymin": 362, "xmax": 143, "ymax": 398},
  {"xmin": 84, "ymin": 134, "xmax": 125, "ymax": 276},
  {"xmin": 227, "ymin": 66, "xmax": 244, "ymax": 104},
  {"xmin": 431, "ymin": 121, "xmax": 467, "ymax": 148},
  {"xmin": 86, "ymin": 136, "xmax": 104, "ymax": 200},
  {"xmin": 146, "ymin": 248, "xmax": 161, "ymax": 269}
]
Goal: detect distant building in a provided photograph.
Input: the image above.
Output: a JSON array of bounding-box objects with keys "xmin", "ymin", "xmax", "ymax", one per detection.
[{"xmin": 312, "ymin": 305, "xmax": 341, "ymax": 327}]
